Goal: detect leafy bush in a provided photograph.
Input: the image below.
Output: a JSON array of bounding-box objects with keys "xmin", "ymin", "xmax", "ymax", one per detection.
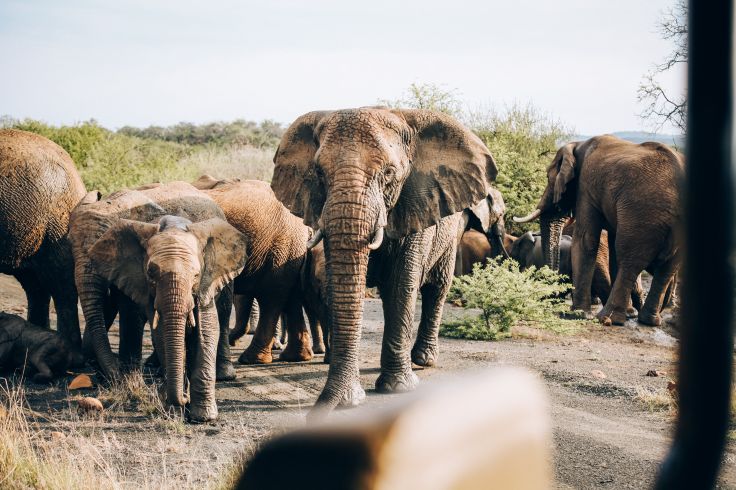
[
  {"xmin": 440, "ymin": 258, "xmax": 578, "ymax": 341},
  {"xmin": 467, "ymin": 103, "xmax": 572, "ymax": 235},
  {"xmin": 118, "ymin": 119, "xmax": 284, "ymax": 149}
]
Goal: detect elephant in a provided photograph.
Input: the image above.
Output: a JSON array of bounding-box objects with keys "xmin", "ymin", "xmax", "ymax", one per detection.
[
  {"xmin": 456, "ymin": 230, "xmax": 515, "ymax": 275},
  {"xmin": 514, "ymin": 135, "xmax": 683, "ymax": 326},
  {"xmin": 69, "ymin": 182, "xmax": 247, "ymax": 422},
  {"xmin": 0, "ymin": 311, "xmax": 74, "ymax": 383},
  {"xmin": 0, "ymin": 129, "xmax": 87, "ymax": 362},
  {"xmin": 271, "ymin": 107, "xmax": 498, "ymax": 417},
  {"xmin": 196, "ymin": 178, "xmax": 318, "ymax": 364},
  {"xmin": 454, "ymin": 187, "xmax": 510, "ymax": 276}
]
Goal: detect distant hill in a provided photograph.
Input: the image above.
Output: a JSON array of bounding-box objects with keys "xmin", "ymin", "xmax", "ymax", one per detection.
[{"xmin": 573, "ymin": 131, "xmax": 685, "ymax": 148}]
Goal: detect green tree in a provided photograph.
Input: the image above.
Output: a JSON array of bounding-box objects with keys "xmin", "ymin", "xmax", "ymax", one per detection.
[{"xmin": 379, "ymin": 82, "xmax": 462, "ymax": 117}]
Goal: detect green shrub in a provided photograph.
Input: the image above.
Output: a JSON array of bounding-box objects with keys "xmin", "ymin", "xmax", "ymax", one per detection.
[
  {"xmin": 467, "ymin": 103, "xmax": 572, "ymax": 236},
  {"xmin": 441, "ymin": 258, "xmax": 579, "ymax": 341}
]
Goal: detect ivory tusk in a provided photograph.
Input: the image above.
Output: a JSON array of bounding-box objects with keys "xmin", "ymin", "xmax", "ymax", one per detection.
[
  {"xmin": 307, "ymin": 229, "xmax": 324, "ymax": 249},
  {"xmin": 187, "ymin": 309, "xmax": 196, "ymax": 328},
  {"xmin": 368, "ymin": 226, "xmax": 384, "ymax": 250},
  {"xmin": 152, "ymin": 310, "xmax": 159, "ymax": 330},
  {"xmin": 512, "ymin": 209, "xmax": 542, "ymax": 223}
]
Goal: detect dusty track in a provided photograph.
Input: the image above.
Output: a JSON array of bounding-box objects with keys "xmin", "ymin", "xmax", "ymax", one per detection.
[{"xmin": 0, "ymin": 273, "xmax": 734, "ymax": 488}]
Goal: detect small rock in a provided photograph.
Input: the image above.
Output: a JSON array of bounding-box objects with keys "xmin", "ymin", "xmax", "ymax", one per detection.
[
  {"xmin": 646, "ymin": 370, "xmax": 667, "ymax": 377},
  {"xmin": 68, "ymin": 374, "xmax": 93, "ymax": 390},
  {"xmin": 77, "ymin": 397, "xmax": 104, "ymax": 415},
  {"xmin": 591, "ymin": 370, "xmax": 607, "ymax": 379}
]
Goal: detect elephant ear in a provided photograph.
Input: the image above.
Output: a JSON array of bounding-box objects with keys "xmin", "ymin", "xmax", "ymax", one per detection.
[
  {"xmin": 553, "ymin": 143, "xmax": 577, "ymax": 204},
  {"xmin": 387, "ymin": 109, "xmax": 498, "ymax": 237},
  {"xmin": 88, "ymin": 220, "xmax": 160, "ymax": 308},
  {"xmin": 271, "ymin": 111, "xmax": 333, "ymax": 228},
  {"xmin": 190, "ymin": 218, "xmax": 248, "ymax": 306}
]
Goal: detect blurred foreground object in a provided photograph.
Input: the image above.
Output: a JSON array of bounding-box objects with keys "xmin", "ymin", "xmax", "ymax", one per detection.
[
  {"xmin": 655, "ymin": 2, "xmax": 734, "ymax": 488},
  {"xmin": 237, "ymin": 368, "xmax": 550, "ymax": 490}
]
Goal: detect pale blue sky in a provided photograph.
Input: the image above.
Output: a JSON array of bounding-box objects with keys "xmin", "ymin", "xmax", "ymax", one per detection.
[{"xmin": 0, "ymin": 0, "xmax": 685, "ymax": 134}]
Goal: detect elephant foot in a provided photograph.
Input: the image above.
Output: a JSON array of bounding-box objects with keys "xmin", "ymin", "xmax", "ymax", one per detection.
[
  {"xmin": 312, "ymin": 341, "xmax": 326, "ymax": 355},
  {"xmin": 216, "ymin": 360, "xmax": 237, "ymax": 381},
  {"xmin": 271, "ymin": 338, "xmax": 284, "ymax": 351},
  {"xmin": 626, "ymin": 306, "xmax": 639, "ymax": 319},
  {"xmin": 563, "ymin": 309, "xmax": 593, "ymax": 320},
  {"xmin": 375, "ymin": 369, "xmax": 419, "ymax": 394},
  {"xmin": 596, "ymin": 309, "xmax": 626, "ymax": 326},
  {"xmin": 638, "ymin": 311, "xmax": 662, "ymax": 327},
  {"xmin": 338, "ymin": 380, "xmax": 366, "ymax": 408},
  {"xmin": 186, "ymin": 404, "xmax": 218, "ymax": 424},
  {"xmin": 228, "ymin": 332, "xmax": 245, "ymax": 347},
  {"xmin": 238, "ymin": 345, "xmax": 272, "ymax": 364},
  {"xmin": 591, "ymin": 296, "xmax": 602, "ymax": 306},
  {"xmin": 411, "ymin": 342, "xmax": 438, "ymax": 367},
  {"xmin": 278, "ymin": 341, "xmax": 313, "ymax": 362}
]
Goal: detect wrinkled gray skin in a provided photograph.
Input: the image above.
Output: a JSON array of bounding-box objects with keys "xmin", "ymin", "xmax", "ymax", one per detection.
[
  {"xmin": 454, "ymin": 187, "xmax": 509, "ymax": 276},
  {"xmin": 0, "ymin": 130, "xmax": 87, "ymax": 365},
  {"xmin": 514, "ymin": 135, "xmax": 683, "ymax": 326},
  {"xmin": 271, "ymin": 108, "xmax": 498, "ymax": 419},
  {"xmin": 0, "ymin": 312, "xmax": 73, "ymax": 383},
  {"xmin": 69, "ymin": 183, "xmax": 247, "ymax": 422}
]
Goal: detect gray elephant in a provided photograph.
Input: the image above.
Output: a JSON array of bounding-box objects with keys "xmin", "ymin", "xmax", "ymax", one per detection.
[
  {"xmin": 0, "ymin": 312, "xmax": 74, "ymax": 383},
  {"xmin": 69, "ymin": 182, "xmax": 247, "ymax": 422},
  {"xmin": 0, "ymin": 129, "xmax": 87, "ymax": 362},
  {"xmin": 271, "ymin": 108, "xmax": 498, "ymax": 418},
  {"xmin": 514, "ymin": 135, "xmax": 683, "ymax": 326}
]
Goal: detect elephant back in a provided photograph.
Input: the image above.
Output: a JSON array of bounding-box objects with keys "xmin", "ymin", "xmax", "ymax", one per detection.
[{"xmin": 0, "ymin": 129, "xmax": 86, "ymax": 270}]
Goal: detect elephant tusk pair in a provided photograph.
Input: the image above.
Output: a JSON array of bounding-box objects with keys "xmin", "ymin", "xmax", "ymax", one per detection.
[
  {"xmin": 306, "ymin": 229, "xmax": 324, "ymax": 249},
  {"xmin": 368, "ymin": 226, "xmax": 384, "ymax": 250},
  {"xmin": 513, "ymin": 209, "xmax": 542, "ymax": 223}
]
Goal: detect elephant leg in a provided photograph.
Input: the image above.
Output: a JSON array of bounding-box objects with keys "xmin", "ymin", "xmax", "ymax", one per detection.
[
  {"xmin": 631, "ymin": 275, "xmax": 645, "ymax": 311},
  {"xmin": 570, "ymin": 217, "xmax": 603, "ymax": 315},
  {"xmin": 279, "ymin": 300, "xmax": 313, "ymax": 362},
  {"xmin": 639, "ymin": 258, "xmax": 678, "ymax": 326},
  {"xmin": 411, "ymin": 282, "xmax": 448, "ymax": 368},
  {"xmin": 215, "ymin": 286, "xmax": 236, "ymax": 381},
  {"xmin": 375, "ymin": 240, "xmax": 423, "ymax": 394},
  {"xmin": 305, "ymin": 304, "xmax": 325, "ymax": 354},
  {"xmin": 42, "ymin": 257, "xmax": 83, "ymax": 354},
  {"xmin": 239, "ymin": 299, "xmax": 280, "ymax": 364},
  {"xmin": 187, "ymin": 304, "xmax": 219, "ymax": 423},
  {"xmin": 14, "ymin": 270, "xmax": 50, "ymax": 329},
  {"xmin": 229, "ymin": 294, "xmax": 254, "ymax": 346},
  {"xmin": 117, "ymin": 295, "xmax": 146, "ymax": 372}
]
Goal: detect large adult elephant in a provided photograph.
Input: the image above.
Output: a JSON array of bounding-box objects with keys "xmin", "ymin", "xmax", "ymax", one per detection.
[
  {"xmin": 69, "ymin": 182, "xmax": 247, "ymax": 422},
  {"xmin": 514, "ymin": 135, "xmax": 682, "ymax": 326},
  {"xmin": 0, "ymin": 129, "xmax": 86, "ymax": 360},
  {"xmin": 196, "ymin": 178, "xmax": 317, "ymax": 364},
  {"xmin": 271, "ymin": 108, "xmax": 498, "ymax": 417}
]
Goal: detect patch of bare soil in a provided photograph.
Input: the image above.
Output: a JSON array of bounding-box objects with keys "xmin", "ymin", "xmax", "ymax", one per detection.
[{"xmin": 1, "ymin": 272, "xmax": 734, "ymax": 489}]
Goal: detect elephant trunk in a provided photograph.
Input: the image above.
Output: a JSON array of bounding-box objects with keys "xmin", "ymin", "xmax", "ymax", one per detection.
[
  {"xmin": 311, "ymin": 183, "xmax": 377, "ymax": 418},
  {"xmin": 157, "ymin": 274, "xmax": 192, "ymax": 410},
  {"xmin": 76, "ymin": 264, "xmax": 119, "ymax": 378},
  {"xmin": 540, "ymin": 214, "xmax": 567, "ymax": 271}
]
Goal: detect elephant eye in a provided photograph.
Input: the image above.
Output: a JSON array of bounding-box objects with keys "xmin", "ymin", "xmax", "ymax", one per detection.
[
  {"xmin": 384, "ymin": 166, "xmax": 395, "ymax": 180},
  {"xmin": 147, "ymin": 263, "xmax": 160, "ymax": 279}
]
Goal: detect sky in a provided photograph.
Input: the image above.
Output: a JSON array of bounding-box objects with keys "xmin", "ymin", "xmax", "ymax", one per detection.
[{"xmin": 0, "ymin": 0, "xmax": 686, "ymax": 135}]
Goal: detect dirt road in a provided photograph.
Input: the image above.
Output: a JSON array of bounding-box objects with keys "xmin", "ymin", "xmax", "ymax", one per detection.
[{"xmin": 1, "ymin": 273, "xmax": 734, "ymax": 488}]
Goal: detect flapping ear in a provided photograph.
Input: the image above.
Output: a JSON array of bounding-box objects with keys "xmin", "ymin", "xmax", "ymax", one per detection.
[
  {"xmin": 271, "ymin": 111, "xmax": 333, "ymax": 228},
  {"xmin": 88, "ymin": 220, "xmax": 159, "ymax": 307},
  {"xmin": 190, "ymin": 218, "xmax": 248, "ymax": 306},
  {"xmin": 552, "ymin": 144, "xmax": 577, "ymax": 205},
  {"xmin": 387, "ymin": 109, "xmax": 498, "ymax": 237}
]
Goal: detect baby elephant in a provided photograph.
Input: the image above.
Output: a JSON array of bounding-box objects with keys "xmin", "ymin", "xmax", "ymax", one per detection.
[{"xmin": 0, "ymin": 312, "xmax": 73, "ymax": 382}]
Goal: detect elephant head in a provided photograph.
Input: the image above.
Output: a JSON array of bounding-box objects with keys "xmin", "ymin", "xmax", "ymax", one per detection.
[
  {"xmin": 462, "ymin": 186, "xmax": 510, "ymax": 259},
  {"xmin": 513, "ymin": 142, "xmax": 578, "ymax": 271},
  {"xmin": 271, "ymin": 108, "xmax": 497, "ymax": 415},
  {"xmin": 88, "ymin": 215, "xmax": 247, "ymax": 413}
]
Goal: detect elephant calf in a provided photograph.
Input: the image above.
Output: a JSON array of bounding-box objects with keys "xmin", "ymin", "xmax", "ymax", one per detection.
[{"xmin": 0, "ymin": 312, "xmax": 73, "ymax": 383}]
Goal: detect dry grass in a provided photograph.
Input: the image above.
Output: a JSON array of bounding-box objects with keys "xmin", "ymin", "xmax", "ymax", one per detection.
[
  {"xmin": 0, "ymin": 378, "xmax": 119, "ymax": 489},
  {"xmin": 635, "ymin": 385, "xmax": 678, "ymax": 413},
  {"xmin": 179, "ymin": 145, "xmax": 275, "ymax": 183}
]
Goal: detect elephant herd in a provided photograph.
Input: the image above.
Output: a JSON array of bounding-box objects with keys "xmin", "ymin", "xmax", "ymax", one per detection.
[{"xmin": 0, "ymin": 107, "xmax": 683, "ymax": 422}]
